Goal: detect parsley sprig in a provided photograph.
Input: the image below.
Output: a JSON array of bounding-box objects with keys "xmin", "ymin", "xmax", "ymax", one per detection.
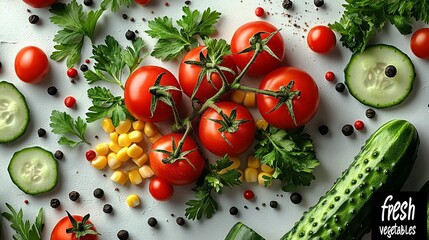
[
  {"xmin": 185, "ymin": 156, "xmax": 242, "ymax": 220},
  {"xmin": 1, "ymin": 203, "xmax": 44, "ymax": 240},
  {"xmin": 100, "ymin": 0, "xmax": 132, "ymax": 12},
  {"xmin": 254, "ymin": 125, "xmax": 319, "ymax": 192},
  {"xmin": 146, "ymin": 6, "xmax": 221, "ymax": 61},
  {"xmin": 50, "ymin": 110, "xmax": 90, "ymax": 147}
]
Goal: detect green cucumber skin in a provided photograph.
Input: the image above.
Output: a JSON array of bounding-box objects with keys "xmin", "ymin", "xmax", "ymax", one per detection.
[
  {"xmin": 281, "ymin": 119, "xmax": 419, "ymax": 240},
  {"xmin": 419, "ymin": 180, "xmax": 429, "ymax": 239},
  {"xmin": 225, "ymin": 222, "xmax": 265, "ymax": 240}
]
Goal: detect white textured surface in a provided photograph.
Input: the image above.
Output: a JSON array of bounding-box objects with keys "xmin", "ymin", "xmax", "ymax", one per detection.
[{"xmin": 0, "ymin": 1, "xmax": 428, "ymax": 240}]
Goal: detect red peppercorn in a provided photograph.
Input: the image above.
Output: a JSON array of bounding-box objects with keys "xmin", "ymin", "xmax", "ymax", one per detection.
[
  {"xmin": 64, "ymin": 96, "xmax": 76, "ymax": 108},
  {"xmin": 67, "ymin": 68, "xmax": 78, "ymax": 78},
  {"xmin": 243, "ymin": 190, "xmax": 255, "ymax": 200},
  {"xmin": 24, "ymin": 199, "xmax": 29, "ymax": 204},
  {"xmin": 164, "ymin": 1, "xmax": 169, "ymax": 6},
  {"xmin": 255, "ymin": 7, "xmax": 265, "ymax": 17},
  {"xmin": 325, "ymin": 71, "xmax": 335, "ymax": 81},
  {"xmin": 85, "ymin": 59, "xmax": 91, "ymax": 64},
  {"xmin": 354, "ymin": 120, "xmax": 364, "ymax": 130},
  {"xmin": 86, "ymin": 150, "xmax": 97, "ymax": 161}
]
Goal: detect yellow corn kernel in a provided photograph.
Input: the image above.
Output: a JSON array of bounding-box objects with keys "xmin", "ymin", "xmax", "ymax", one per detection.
[
  {"xmin": 95, "ymin": 143, "xmax": 109, "ymax": 156},
  {"xmin": 247, "ymin": 155, "xmax": 260, "ymax": 169},
  {"xmin": 255, "ymin": 119, "xmax": 269, "ymax": 130},
  {"xmin": 231, "ymin": 90, "xmax": 246, "ymax": 104},
  {"xmin": 126, "ymin": 194, "xmax": 140, "ymax": 207},
  {"xmin": 115, "ymin": 119, "xmax": 132, "ymax": 134},
  {"xmin": 138, "ymin": 165, "xmax": 154, "ymax": 178},
  {"xmin": 244, "ymin": 167, "xmax": 258, "ymax": 183},
  {"xmin": 144, "ymin": 122, "xmax": 158, "ymax": 138},
  {"xmin": 110, "ymin": 132, "xmax": 119, "ymax": 142},
  {"xmin": 148, "ymin": 132, "xmax": 162, "ymax": 144},
  {"xmin": 109, "ymin": 141, "xmax": 121, "ymax": 153},
  {"xmin": 129, "ymin": 170, "xmax": 143, "ymax": 185},
  {"xmin": 226, "ymin": 157, "xmax": 241, "ymax": 170},
  {"xmin": 117, "ymin": 147, "xmax": 130, "ymax": 162},
  {"xmin": 236, "ymin": 169, "xmax": 244, "ymax": 182},
  {"xmin": 107, "ymin": 152, "xmax": 122, "ymax": 169},
  {"xmin": 258, "ymin": 172, "xmax": 273, "ymax": 187},
  {"xmin": 127, "ymin": 144, "xmax": 144, "ymax": 159},
  {"xmin": 132, "ymin": 120, "xmax": 145, "ymax": 131},
  {"xmin": 132, "ymin": 152, "xmax": 148, "ymax": 167},
  {"xmin": 243, "ymin": 91, "xmax": 256, "ymax": 107},
  {"xmin": 111, "ymin": 170, "xmax": 127, "ymax": 185},
  {"xmin": 128, "ymin": 130, "xmax": 143, "ymax": 143},
  {"xmin": 92, "ymin": 156, "xmax": 107, "ymax": 170},
  {"xmin": 102, "ymin": 118, "xmax": 115, "ymax": 133},
  {"xmin": 118, "ymin": 133, "xmax": 131, "ymax": 147},
  {"xmin": 260, "ymin": 163, "xmax": 274, "ymax": 173}
]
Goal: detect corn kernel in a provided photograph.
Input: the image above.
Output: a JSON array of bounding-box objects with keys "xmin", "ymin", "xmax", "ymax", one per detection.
[
  {"xmin": 258, "ymin": 172, "xmax": 273, "ymax": 187},
  {"xmin": 138, "ymin": 165, "xmax": 154, "ymax": 178},
  {"xmin": 256, "ymin": 119, "xmax": 269, "ymax": 130},
  {"xmin": 129, "ymin": 170, "xmax": 143, "ymax": 185},
  {"xmin": 148, "ymin": 132, "xmax": 162, "ymax": 144},
  {"xmin": 244, "ymin": 167, "xmax": 258, "ymax": 183},
  {"xmin": 127, "ymin": 144, "xmax": 144, "ymax": 159},
  {"xmin": 92, "ymin": 156, "xmax": 107, "ymax": 170},
  {"xmin": 247, "ymin": 155, "xmax": 260, "ymax": 169},
  {"xmin": 117, "ymin": 147, "xmax": 130, "ymax": 162},
  {"xmin": 243, "ymin": 91, "xmax": 256, "ymax": 107},
  {"xmin": 115, "ymin": 119, "xmax": 132, "ymax": 134},
  {"xmin": 128, "ymin": 130, "xmax": 143, "ymax": 143},
  {"xmin": 110, "ymin": 132, "xmax": 119, "ymax": 142},
  {"xmin": 118, "ymin": 133, "xmax": 131, "ymax": 147},
  {"xmin": 102, "ymin": 118, "xmax": 115, "ymax": 133},
  {"xmin": 108, "ymin": 141, "xmax": 121, "ymax": 153},
  {"xmin": 111, "ymin": 170, "xmax": 127, "ymax": 185},
  {"xmin": 132, "ymin": 152, "xmax": 148, "ymax": 167},
  {"xmin": 260, "ymin": 163, "xmax": 274, "ymax": 173},
  {"xmin": 226, "ymin": 157, "xmax": 241, "ymax": 170},
  {"xmin": 144, "ymin": 122, "xmax": 158, "ymax": 137},
  {"xmin": 231, "ymin": 90, "xmax": 246, "ymax": 104},
  {"xmin": 132, "ymin": 120, "xmax": 145, "ymax": 131},
  {"xmin": 126, "ymin": 194, "xmax": 140, "ymax": 207},
  {"xmin": 95, "ymin": 143, "xmax": 109, "ymax": 156},
  {"xmin": 107, "ymin": 152, "xmax": 122, "ymax": 169}
]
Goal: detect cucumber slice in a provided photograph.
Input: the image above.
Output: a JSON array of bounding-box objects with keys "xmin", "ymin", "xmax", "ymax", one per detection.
[
  {"xmin": 0, "ymin": 81, "xmax": 30, "ymax": 143},
  {"xmin": 345, "ymin": 44, "xmax": 415, "ymax": 108},
  {"xmin": 8, "ymin": 147, "xmax": 58, "ymax": 195}
]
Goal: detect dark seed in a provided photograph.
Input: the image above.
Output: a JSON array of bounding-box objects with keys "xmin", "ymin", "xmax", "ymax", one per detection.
[
  {"xmin": 122, "ymin": 14, "xmax": 128, "ymax": 19},
  {"xmin": 335, "ymin": 82, "xmax": 346, "ymax": 92},
  {"xmin": 37, "ymin": 128, "xmax": 47, "ymax": 137},
  {"xmin": 385, "ymin": 65, "xmax": 397, "ymax": 78},
  {"xmin": 290, "ymin": 192, "xmax": 302, "ymax": 204},
  {"xmin": 117, "ymin": 229, "xmax": 129, "ymax": 240},
  {"xmin": 176, "ymin": 217, "xmax": 185, "ymax": 226},
  {"xmin": 314, "ymin": 0, "xmax": 324, "ymax": 7},
  {"xmin": 103, "ymin": 204, "xmax": 113, "ymax": 213},
  {"xmin": 318, "ymin": 125, "xmax": 329, "ymax": 135},
  {"xmin": 83, "ymin": 0, "xmax": 93, "ymax": 6},
  {"xmin": 229, "ymin": 206, "xmax": 238, "ymax": 215},
  {"xmin": 80, "ymin": 64, "xmax": 88, "ymax": 72},
  {"xmin": 50, "ymin": 198, "xmax": 61, "ymax": 208},
  {"xmin": 342, "ymin": 124, "xmax": 354, "ymax": 136},
  {"xmin": 184, "ymin": 0, "xmax": 191, "ymax": 5},
  {"xmin": 28, "ymin": 15, "xmax": 39, "ymax": 24},
  {"xmin": 148, "ymin": 217, "xmax": 158, "ymax": 227},
  {"xmin": 282, "ymin": 0, "xmax": 293, "ymax": 9},
  {"xmin": 269, "ymin": 200, "xmax": 278, "ymax": 208},
  {"xmin": 93, "ymin": 188, "xmax": 104, "ymax": 198},
  {"xmin": 0, "ymin": 61, "xmax": 2, "ymax": 69},
  {"xmin": 69, "ymin": 191, "xmax": 80, "ymax": 201},
  {"xmin": 365, "ymin": 108, "xmax": 376, "ymax": 119},
  {"xmin": 47, "ymin": 86, "xmax": 58, "ymax": 96},
  {"xmin": 125, "ymin": 30, "xmax": 136, "ymax": 40},
  {"xmin": 54, "ymin": 150, "xmax": 64, "ymax": 160}
]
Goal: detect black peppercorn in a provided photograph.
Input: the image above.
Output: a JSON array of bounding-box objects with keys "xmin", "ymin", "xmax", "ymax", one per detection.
[
  {"xmin": 103, "ymin": 204, "xmax": 113, "ymax": 213},
  {"xmin": 365, "ymin": 108, "xmax": 376, "ymax": 119},
  {"xmin": 184, "ymin": 0, "xmax": 191, "ymax": 5},
  {"xmin": 122, "ymin": 14, "xmax": 128, "ymax": 19},
  {"xmin": 342, "ymin": 124, "xmax": 354, "ymax": 136},
  {"xmin": 29, "ymin": 15, "xmax": 39, "ymax": 24},
  {"xmin": 125, "ymin": 30, "xmax": 136, "ymax": 40},
  {"xmin": 80, "ymin": 64, "xmax": 88, "ymax": 72},
  {"xmin": 385, "ymin": 65, "xmax": 397, "ymax": 78},
  {"xmin": 50, "ymin": 198, "xmax": 61, "ymax": 208},
  {"xmin": 290, "ymin": 192, "xmax": 302, "ymax": 204},
  {"xmin": 314, "ymin": 0, "xmax": 324, "ymax": 7},
  {"xmin": 93, "ymin": 188, "xmax": 104, "ymax": 199},
  {"xmin": 176, "ymin": 217, "xmax": 185, "ymax": 226},
  {"xmin": 0, "ymin": 61, "xmax": 2, "ymax": 69},
  {"xmin": 69, "ymin": 191, "xmax": 80, "ymax": 201},
  {"xmin": 229, "ymin": 206, "xmax": 238, "ymax": 215},
  {"xmin": 335, "ymin": 82, "xmax": 346, "ymax": 93},
  {"xmin": 54, "ymin": 150, "xmax": 64, "ymax": 160},
  {"xmin": 318, "ymin": 125, "xmax": 329, "ymax": 135},
  {"xmin": 147, "ymin": 217, "xmax": 158, "ymax": 227},
  {"xmin": 37, "ymin": 128, "xmax": 47, "ymax": 137},
  {"xmin": 117, "ymin": 229, "xmax": 129, "ymax": 240},
  {"xmin": 83, "ymin": 0, "xmax": 93, "ymax": 6},
  {"xmin": 282, "ymin": 0, "xmax": 293, "ymax": 9},
  {"xmin": 47, "ymin": 86, "xmax": 58, "ymax": 96},
  {"xmin": 269, "ymin": 200, "xmax": 279, "ymax": 208}
]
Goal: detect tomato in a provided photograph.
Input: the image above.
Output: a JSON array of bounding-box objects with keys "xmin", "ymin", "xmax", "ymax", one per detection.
[
  {"xmin": 149, "ymin": 177, "xmax": 174, "ymax": 201},
  {"xmin": 150, "ymin": 133, "xmax": 205, "ymax": 186},
  {"xmin": 199, "ymin": 102, "xmax": 255, "ymax": 156},
  {"xmin": 15, "ymin": 46, "xmax": 49, "ymax": 83},
  {"xmin": 124, "ymin": 65, "xmax": 182, "ymax": 123},
  {"xmin": 178, "ymin": 46, "xmax": 237, "ymax": 102},
  {"xmin": 23, "ymin": 0, "xmax": 57, "ymax": 8},
  {"xmin": 231, "ymin": 21, "xmax": 285, "ymax": 77},
  {"xmin": 410, "ymin": 28, "xmax": 429, "ymax": 59},
  {"xmin": 135, "ymin": 0, "xmax": 151, "ymax": 5},
  {"xmin": 257, "ymin": 67, "xmax": 319, "ymax": 130},
  {"xmin": 51, "ymin": 213, "xmax": 98, "ymax": 240},
  {"xmin": 307, "ymin": 25, "xmax": 336, "ymax": 54}
]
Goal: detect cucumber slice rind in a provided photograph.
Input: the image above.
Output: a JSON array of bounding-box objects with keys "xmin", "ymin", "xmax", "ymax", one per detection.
[
  {"xmin": 8, "ymin": 146, "xmax": 58, "ymax": 195},
  {"xmin": 344, "ymin": 44, "xmax": 415, "ymax": 109}
]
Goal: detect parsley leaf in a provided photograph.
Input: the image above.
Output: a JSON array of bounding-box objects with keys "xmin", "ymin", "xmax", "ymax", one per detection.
[
  {"xmin": 86, "ymin": 86, "xmax": 131, "ymax": 126},
  {"xmin": 100, "ymin": 0, "xmax": 132, "ymax": 12},
  {"xmin": 1, "ymin": 203, "xmax": 44, "ymax": 240},
  {"xmin": 146, "ymin": 6, "xmax": 221, "ymax": 61},
  {"xmin": 185, "ymin": 156, "xmax": 241, "ymax": 220},
  {"xmin": 49, "ymin": 1, "xmax": 104, "ymax": 68},
  {"xmin": 49, "ymin": 110, "xmax": 90, "ymax": 147},
  {"xmin": 254, "ymin": 125, "xmax": 319, "ymax": 192}
]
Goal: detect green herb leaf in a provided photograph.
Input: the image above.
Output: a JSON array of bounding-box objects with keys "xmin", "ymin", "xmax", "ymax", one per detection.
[
  {"xmin": 50, "ymin": 110, "xmax": 90, "ymax": 147},
  {"xmin": 100, "ymin": 0, "xmax": 132, "ymax": 12},
  {"xmin": 1, "ymin": 203, "xmax": 44, "ymax": 240}
]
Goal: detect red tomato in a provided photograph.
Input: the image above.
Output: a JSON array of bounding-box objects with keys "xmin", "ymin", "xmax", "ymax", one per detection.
[
  {"xmin": 307, "ymin": 25, "xmax": 336, "ymax": 54},
  {"xmin": 178, "ymin": 46, "xmax": 237, "ymax": 102},
  {"xmin": 150, "ymin": 133, "xmax": 205, "ymax": 186},
  {"xmin": 410, "ymin": 28, "xmax": 429, "ymax": 59},
  {"xmin": 124, "ymin": 65, "xmax": 182, "ymax": 123},
  {"xmin": 257, "ymin": 67, "xmax": 319, "ymax": 130},
  {"xmin": 231, "ymin": 21, "xmax": 285, "ymax": 77},
  {"xmin": 15, "ymin": 46, "xmax": 49, "ymax": 83},
  {"xmin": 135, "ymin": 0, "xmax": 151, "ymax": 5},
  {"xmin": 149, "ymin": 177, "xmax": 174, "ymax": 201},
  {"xmin": 199, "ymin": 102, "xmax": 255, "ymax": 156},
  {"xmin": 23, "ymin": 0, "xmax": 57, "ymax": 8},
  {"xmin": 51, "ymin": 213, "xmax": 98, "ymax": 240}
]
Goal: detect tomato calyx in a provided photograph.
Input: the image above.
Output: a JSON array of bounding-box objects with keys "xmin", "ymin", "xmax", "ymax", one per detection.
[
  {"xmin": 266, "ymin": 80, "xmax": 301, "ymax": 126},
  {"xmin": 149, "ymin": 73, "xmax": 182, "ymax": 123},
  {"xmin": 237, "ymin": 30, "xmax": 282, "ymax": 64},
  {"xmin": 65, "ymin": 211, "xmax": 98, "ymax": 238}
]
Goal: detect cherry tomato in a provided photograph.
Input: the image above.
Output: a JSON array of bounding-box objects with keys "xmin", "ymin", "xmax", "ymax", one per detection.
[
  {"xmin": 67, "ymin": 68, "xmax": 78, "ymax": 78},
  {"xmin": 124, "ymin": 65, "xmax": 182, "ymax": 123},
  {"xmin": 23, "ymin": 0, "xmax": 57, "ymax": 8},
  {"xmin": 243, "ymin": 190, "xmax": 255, "ymax": 200},
  {"xmin": 150, "ymin": 133, "xmax": 205, "ymax": 186},
  {"xmin": 231, "ymin": 21, "xmax": 285, "ymax": 77},
  {"xmin": 307, "ymin": 25, "xmax": 336, "ymax": 54},
  {"xmin": 410, "ymin": 28, "xmax": 429, "ymax": 59},
  {"xmin": 178, "ymin": 46, "xmax": 237, "ymax": 102},
  {"xmin": 51, "ymin": 213, "xmax": 98, "ymax": 240},
  {"xmin": 149, "ymin": 177, "xmax": 174, "ymax": 201},
  {"xmin": 199, "ymin": 102, "xmax": 255, "ymax": 156},
  {"xmin": 15, "ymin": 46, "xmax": 49, "ymax": 83},
  {"xmin": 135, "ymin": 0, "xmax": 151, "ymax": 5},
  {"xmin": 64, "ymin": 96, "xmax": 76, "ymax": 108},
  {"xmin": 257, "ymin": 67, "xmax": 319, "ymax": 130}
]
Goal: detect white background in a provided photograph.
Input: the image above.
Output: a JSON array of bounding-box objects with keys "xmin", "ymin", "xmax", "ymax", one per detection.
[{"xmin": 0, "ymin": 0, "xmax": 428, "ymax": 239}]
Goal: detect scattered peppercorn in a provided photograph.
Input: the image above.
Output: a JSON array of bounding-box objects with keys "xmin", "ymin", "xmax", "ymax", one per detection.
[
  {"xmin": 0, "ymin": 61, "xmax": 2, "ymax": 69},
  {"xmin": 28, "ymin": 15, "xmax": 39, "ymax": 24},
  {"xmin": 318, "ymin": 125, "xmax": 329, "ymax": 135},
  {"xmin": 282, "ymin": 0, "xmax": 293, "ymax": 9},
  {"xmin": 47, "ymin": 86, "xmax": 58, "ymax": 96},
  {"xmin": 325, "ymin": 71, "xmax": 335, "ymax": 81},
  {"xmin": 85, "ymin": 59, "xmax": 91, "ymax": 64},
  {"xmin": 243, "ymin": 190, "xmax": 255, "ymax": 200},
  {"xmin": 83, "ymin": 0, "xmax": 93, "ymax": 6},
  {"xmin": 342, "ymin": 124, "xmax": 354, "ymax": 136},
  {"xmin": 354, "ymin": 120, "xmax": 365, "ymax": 130},
  {"xmin": 125, "ymin": 30, "xmax": 136, "ymax": 40},
  {"xmin": 164, "ymin": 2, "xmax": 169, "ymax": 6},
  {"xmin": 122, "ymin": 14, "xmax": 128, "ymax": 19},
  {"xmin": 80, "ymin": 64, "xmax": 88, "ymax": 72},
  {"xmin": 103, "ymin": 204, "xmax": 113, "ymax": 213},
  {"xmin": 176, "ymin": 217, "xmax": 185, "ymax": 226},
  {"xmin": 130, "ymin": 17, "xmax": 135, "ymax": 22},
  {"xmin": 229, "ymin": 206, "xmax": 239, "ymax": 215},
  {"xmin": 67, "ymin": 68, "xmax": 78, "ymax": 78},
  {"xmin": 148, "ymin": 217, "xmax": 158, "ymax": 227},
  {"xmin": 290, "ymin": 192, "xmax": 302, "ymax": 204},
  {"xmin": 69, "ymin": 191, "xmax": 80, "ymax": 201},
  {"xmin": 244, "ymin": 205, "xmax": 249, "ymax": 209},
  {"xmin": 50, "ymin": 198, "xmax": 61, "ymax": 208},
  {"xmin": 269, "ymin": 200, "xmax": 279, "ymax": 208},
  {"xmin": 117, "ymin": 230, "xmax": 129, "ymax": 240},
  {"xmin": 335, "ymin": 82, "xmax": 346, "ymax": 92},
  {"xmin": 54, "ymin": 150, "xmax": 64, "ymax": 160},
  {"xmin": 385, "ymin": 65, "xmax": 397, "ymax": 78},
  {"xmin": 64, "ymin": 96, "xmax": 77, "ymax": 108},
  {"xmin": 37, "ymin": 128, "xmax": 47, "ymax": 137},
  {"xmin": 184, "ymin": 0, "xmax": 191, "ymax": 5},
  {"xmin": 86, "ymin": 150, "xmax": 96, "ymax": 161},
  {"xmin": 365, "ymin": 108, "xmax": 376, "ymax": 119},
  {"xmin": 255, "ymin": 7, "xmax": 265, "ymax": 17},
  {"xmin": 314, "ymin": 0, "xmax": 324, "ymax": 7},
  {"xmin": 93, "ymin": 188, "xmax": 104, "ymax": 199},
  {"xmin": 24, "ymin": 199, "xmax": 29, "ymax": 204},
  {"xmin": 261, "ymin": 202, "xmax": 266, "ymax": 207}
]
